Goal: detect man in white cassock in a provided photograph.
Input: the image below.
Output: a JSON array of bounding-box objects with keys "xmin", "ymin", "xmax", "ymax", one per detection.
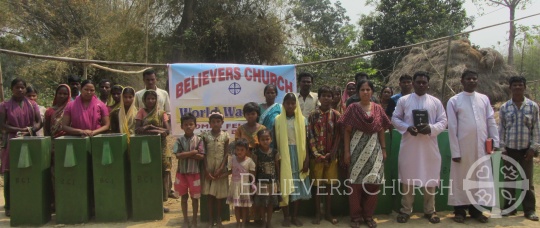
[
  {"xmin": 392, "ymin": 71, "xmax": 447, "ymax": 224},
  {"xmin": 447, "ymin": 70, "xmax": 499, "ymax": 223}
]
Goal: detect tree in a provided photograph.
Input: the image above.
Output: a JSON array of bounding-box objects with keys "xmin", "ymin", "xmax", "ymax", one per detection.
[
  {"xmin": 473, "ymin": 0, "xmax": 532, "ymax": 66},
  {"xmin": 359, "ymin": 0, "xmax": 473, "ymax": 79},
  {"xmin": 288, "ymin": 0, "xmax": 375, "ymax": 88}
]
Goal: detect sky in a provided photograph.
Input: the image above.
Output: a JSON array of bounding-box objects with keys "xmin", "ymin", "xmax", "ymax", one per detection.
[{"xmin": 333, "ymin": 0, "xmax": 540, "ymax": 54}]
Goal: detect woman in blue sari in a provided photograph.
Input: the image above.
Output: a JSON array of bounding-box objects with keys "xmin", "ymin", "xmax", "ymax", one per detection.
[{"xmin": 259, "ymin": 84, "xmax": 281, "ymax": 134}]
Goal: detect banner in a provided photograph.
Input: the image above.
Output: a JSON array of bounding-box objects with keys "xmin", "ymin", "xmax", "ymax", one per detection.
[{"xmin": 168, "ymin": 63, "xmax": 296, "ymax": 136}]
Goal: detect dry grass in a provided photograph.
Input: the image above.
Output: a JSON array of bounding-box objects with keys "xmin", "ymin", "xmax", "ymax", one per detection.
[{"xmin": 387, "ymin": 38, "xmax": 517, "ymax": 104}]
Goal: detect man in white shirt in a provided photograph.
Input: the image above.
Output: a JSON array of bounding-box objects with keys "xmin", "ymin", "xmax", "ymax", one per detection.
[{"xmin": 297, "ymin": 72, "xmax": 319, "ymax": 117}]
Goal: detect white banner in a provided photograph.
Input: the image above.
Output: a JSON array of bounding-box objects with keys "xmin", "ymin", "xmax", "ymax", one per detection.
[{"xmin": 168, "ymin": 63, "xmax": 296, "ymax": 136}]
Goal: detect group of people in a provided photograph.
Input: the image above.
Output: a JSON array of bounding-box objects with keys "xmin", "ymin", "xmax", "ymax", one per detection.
[{"xmin": 0, "ymin": 68, "xmax": 538, "ymax": 228}]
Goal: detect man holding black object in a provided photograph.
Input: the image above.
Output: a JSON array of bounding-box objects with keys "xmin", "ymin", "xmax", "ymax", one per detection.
[
  {"xmin": 392, "ymin": 71, "xmax": 447, "ymax": 224},
  {"xmin": 499, "ymin": 76, "xmax": 539, "ymax": 221},
  {"xmin": 447, "ymin": 70, "xmax": 499, "ymax": 223}
]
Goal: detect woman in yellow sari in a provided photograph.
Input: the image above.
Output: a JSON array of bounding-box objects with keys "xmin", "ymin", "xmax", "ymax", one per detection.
[{"xmin": 109, "ymin": 87, "xmax": 136, "ymax": 138}]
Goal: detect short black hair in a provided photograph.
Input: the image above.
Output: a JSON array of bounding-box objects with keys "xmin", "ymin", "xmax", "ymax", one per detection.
[
  {"xmin": 508, "ymin": 76, "xmax": 527, "ymax": 86},
  {"xmin": 356, "ymin": 79, "xmax": 375, "ymax": 93},
  {"xmin": 235, "ymin": 138, "xmax": 250, "ymax": 150},
  {"xmin": 399, "ymin": 74, "xmax": 413, "ymax": 82},
  {"xmin": 99, "ymin": 79, "xmax": 111, "ymax": 86},
  {"xmin": 181, "ymin": 113, "xmax": 197, "ymax": 125},
  {"xmin": 26, "ymin": 85, "xmax": 38, "ymax": 94},
  {"xmin": 297, "ymin": 72, "xmax": 313, "ymax": 83},
  {"xmin": 209, "ymin": 109, "xmax": 224, "ymax": 122},
  {"xmin": 11, "ymin": 78, "xmax": 26, "ymax": 89},
  {"xmin": 256, "ymin": 129, "xmax": 271, "ymax": 139},
  {"xmin": 68, "ymin": 75, "xmax": 81, "ymax": 83},
  {"xmin": 380, "ymin": 86, "xmax": 393, "ymax": 97},
  {"xmin": 243, "ymin": 102, "xmax": 260, "ymax": 117},
  {"xmin": 143, "ymin": 69, "xmax": 156, "ymax": 78},
  {"xmin": 413, "ymin": 71, "xmax": 430, "ymax": 82},
  {"xmin": 264, "ymin": 84, "xmax": 278, "ymax": 96},
  {"xmin": 461, "ymin": 70, "xmax": 478, "ymax": 79},
  {"xmin": 355, "ymin": 72, "xmax": 369, "ymax": 82},
  {"xmin": 142, "ymin": 90, "xmax": 158, "ymax": 101},
  {"xmin": 332, "ymin": 85, "xmax": 341, "ymax": 96},
  {"xmin": 81, "ymin": 79, "xmax": 95, "ymax": 89},
  {"xmin": 317, "ymin": 85, "xmax": 334, "ymax": 98}
]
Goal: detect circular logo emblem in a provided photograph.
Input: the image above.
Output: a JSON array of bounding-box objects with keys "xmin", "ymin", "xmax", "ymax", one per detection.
[
  {"xmin": 229, "ymin": 82, "xmax": 241, "ymax": 95},
  {"xmin": 464, "ymin": 153, "xmax": 529, "ymax": 218}
]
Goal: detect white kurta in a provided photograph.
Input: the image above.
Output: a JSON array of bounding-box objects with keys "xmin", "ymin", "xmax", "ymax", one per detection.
[
  {"xmin": 392, "ymin": 93, "xmax": 447, "ymax": 187},
  {"xmin": 447, "ymin": 92, "xmax": 499, "ymax": 206}
]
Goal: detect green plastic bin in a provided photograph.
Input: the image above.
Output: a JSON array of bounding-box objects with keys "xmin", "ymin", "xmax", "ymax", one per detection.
[
  {"xmin": 9, "ymin": 136, "xmax": 52, "ymax": 227},
  {"xmin": 91, "ymin": 133, "xmax": 130, "ymax": 222},
  {"xmin": 54, "ymin": 136, "xmax": 92, "ymax": 224},
  {"xmin": 129, "ymin": 135, "xmax": 163, "ymax": 221}
]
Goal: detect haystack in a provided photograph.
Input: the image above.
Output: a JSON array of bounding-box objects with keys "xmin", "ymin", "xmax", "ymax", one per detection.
[{"xmin": 386, "ymin": 38, "xmax": 516, "ymax": 104}]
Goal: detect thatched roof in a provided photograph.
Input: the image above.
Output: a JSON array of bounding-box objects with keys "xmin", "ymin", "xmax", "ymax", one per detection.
[{"xmin": 386, "ymin": 38, "xmax": 515, "ymax": 104}]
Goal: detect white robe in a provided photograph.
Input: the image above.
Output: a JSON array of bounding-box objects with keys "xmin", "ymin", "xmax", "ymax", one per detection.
[
  {"xmin": 447, "ymin": 92, "xmax": 499, "ymax": 206},
  {"xmin": 392, "ymin": 93, "xmax": 447, "ymax": 187}
]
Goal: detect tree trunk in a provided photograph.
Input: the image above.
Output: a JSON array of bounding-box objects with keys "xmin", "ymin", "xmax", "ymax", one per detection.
[
  {"xmin": 507, "ymin": 3, "xmax": 516, "ymax": 65},
  {"xmin": 170, "ymin": 0, "xmax": 195, "ymax": 62}
]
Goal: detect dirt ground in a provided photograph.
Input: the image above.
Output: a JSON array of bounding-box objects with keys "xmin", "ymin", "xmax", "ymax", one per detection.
[
  {"xmin": 0, "ymin": 178, "xmax": 539, "ymax": 227},
  {"xmin": 0, "ymin": 154, "xmax": 539, "ymax": 227}
]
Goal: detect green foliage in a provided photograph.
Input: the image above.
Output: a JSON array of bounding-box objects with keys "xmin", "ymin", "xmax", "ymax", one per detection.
[{"xmin": 359, "ymin": 0, "xmax": 473, "ymax": 79}]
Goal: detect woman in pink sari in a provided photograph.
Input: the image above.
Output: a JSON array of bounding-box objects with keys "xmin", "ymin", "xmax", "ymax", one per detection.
[
  {"xmin": 62, "ymin": 80, "xmax": 110, "ymax": 136},
  {"xmin": 0, "ymin": 78, "xmax": 42, "ymax": 217}
]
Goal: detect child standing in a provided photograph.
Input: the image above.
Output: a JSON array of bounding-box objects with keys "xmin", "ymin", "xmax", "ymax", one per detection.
[
  {"xmin": 236, "ymin": 102, "xmax": 266, "ymax": 156},
  {"xmin": 275, "ymin": 93, "xmax": 311, "ymax": 227},
  {"xmin": 253, "ymin": 129, "xmax": 280, "ymax": 228},
  {"xmin": 227, "ymin": 138, "xmax": 256, "ymax": 228},
  {"xmin": 201, "ymin": 111, "xmax": 229, "ymax": 228},
  {"xmin": 173, "ymin": 113, "xmax": 205, "ymax": 228},
  {"xmin": 308, "ymin": 86, "xmax": 341, "ymax": 225}
]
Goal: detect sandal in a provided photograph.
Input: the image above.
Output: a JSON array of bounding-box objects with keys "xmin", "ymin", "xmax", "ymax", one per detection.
[
  {"xmin": 311, "ymin": 215, "xmax": 321, "ymax": 224},
  {"xmin": 349, "ymin": 221, "xmax": 360, "ymax": 228},
  {"xmin": 291, "ymin": 217, "xmax": 303, "ymax": 227},
  {"xmin": 474, "ymin": 214, "xmax": 489, "ymax": 223},
  {"xmin": 525, "ymin": 212, "xmax": 539, "ymax": 221},
  {"xmin": 325, "ymin": 215, "xmax": 339, "ymax": 225},
  {"xmin": 453, "ymin": 214, "xmax": 465, "ymax": 223},
  {"xmin": 424, "ymin": 213, "xmax": 440, "ymax": 224},
  {"xmin": 282, "ymin": 218, "xmax": 291, "ymax": 227},
  {"xmin": 364, "ymin": 217, "xmax": 377, "ymax": 228},
  {"xmin": 396, "ymin": 212, "xmax": 410, "ymax": 223}
]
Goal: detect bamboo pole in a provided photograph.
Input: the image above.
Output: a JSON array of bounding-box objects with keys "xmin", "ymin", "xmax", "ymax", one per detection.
[
  {"xmin": 83, "ymin": 38, "xmax": 88, "ymax": 80},
  {"xmin": 0, "ymin": 60, "xmax": 4, "ymax": 102},
  {"xmin": 441, "ymin": 30, "xmax": 453, "ymax": 102}
]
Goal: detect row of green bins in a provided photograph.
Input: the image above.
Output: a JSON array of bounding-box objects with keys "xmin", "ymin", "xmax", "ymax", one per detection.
[
  {"xmin": 10, "ymin": 134, "xmax": 164, "ymax": 225},
  {"xmin": 9, "ymin": 136, "xmax": 52, "ymax": 227}
]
